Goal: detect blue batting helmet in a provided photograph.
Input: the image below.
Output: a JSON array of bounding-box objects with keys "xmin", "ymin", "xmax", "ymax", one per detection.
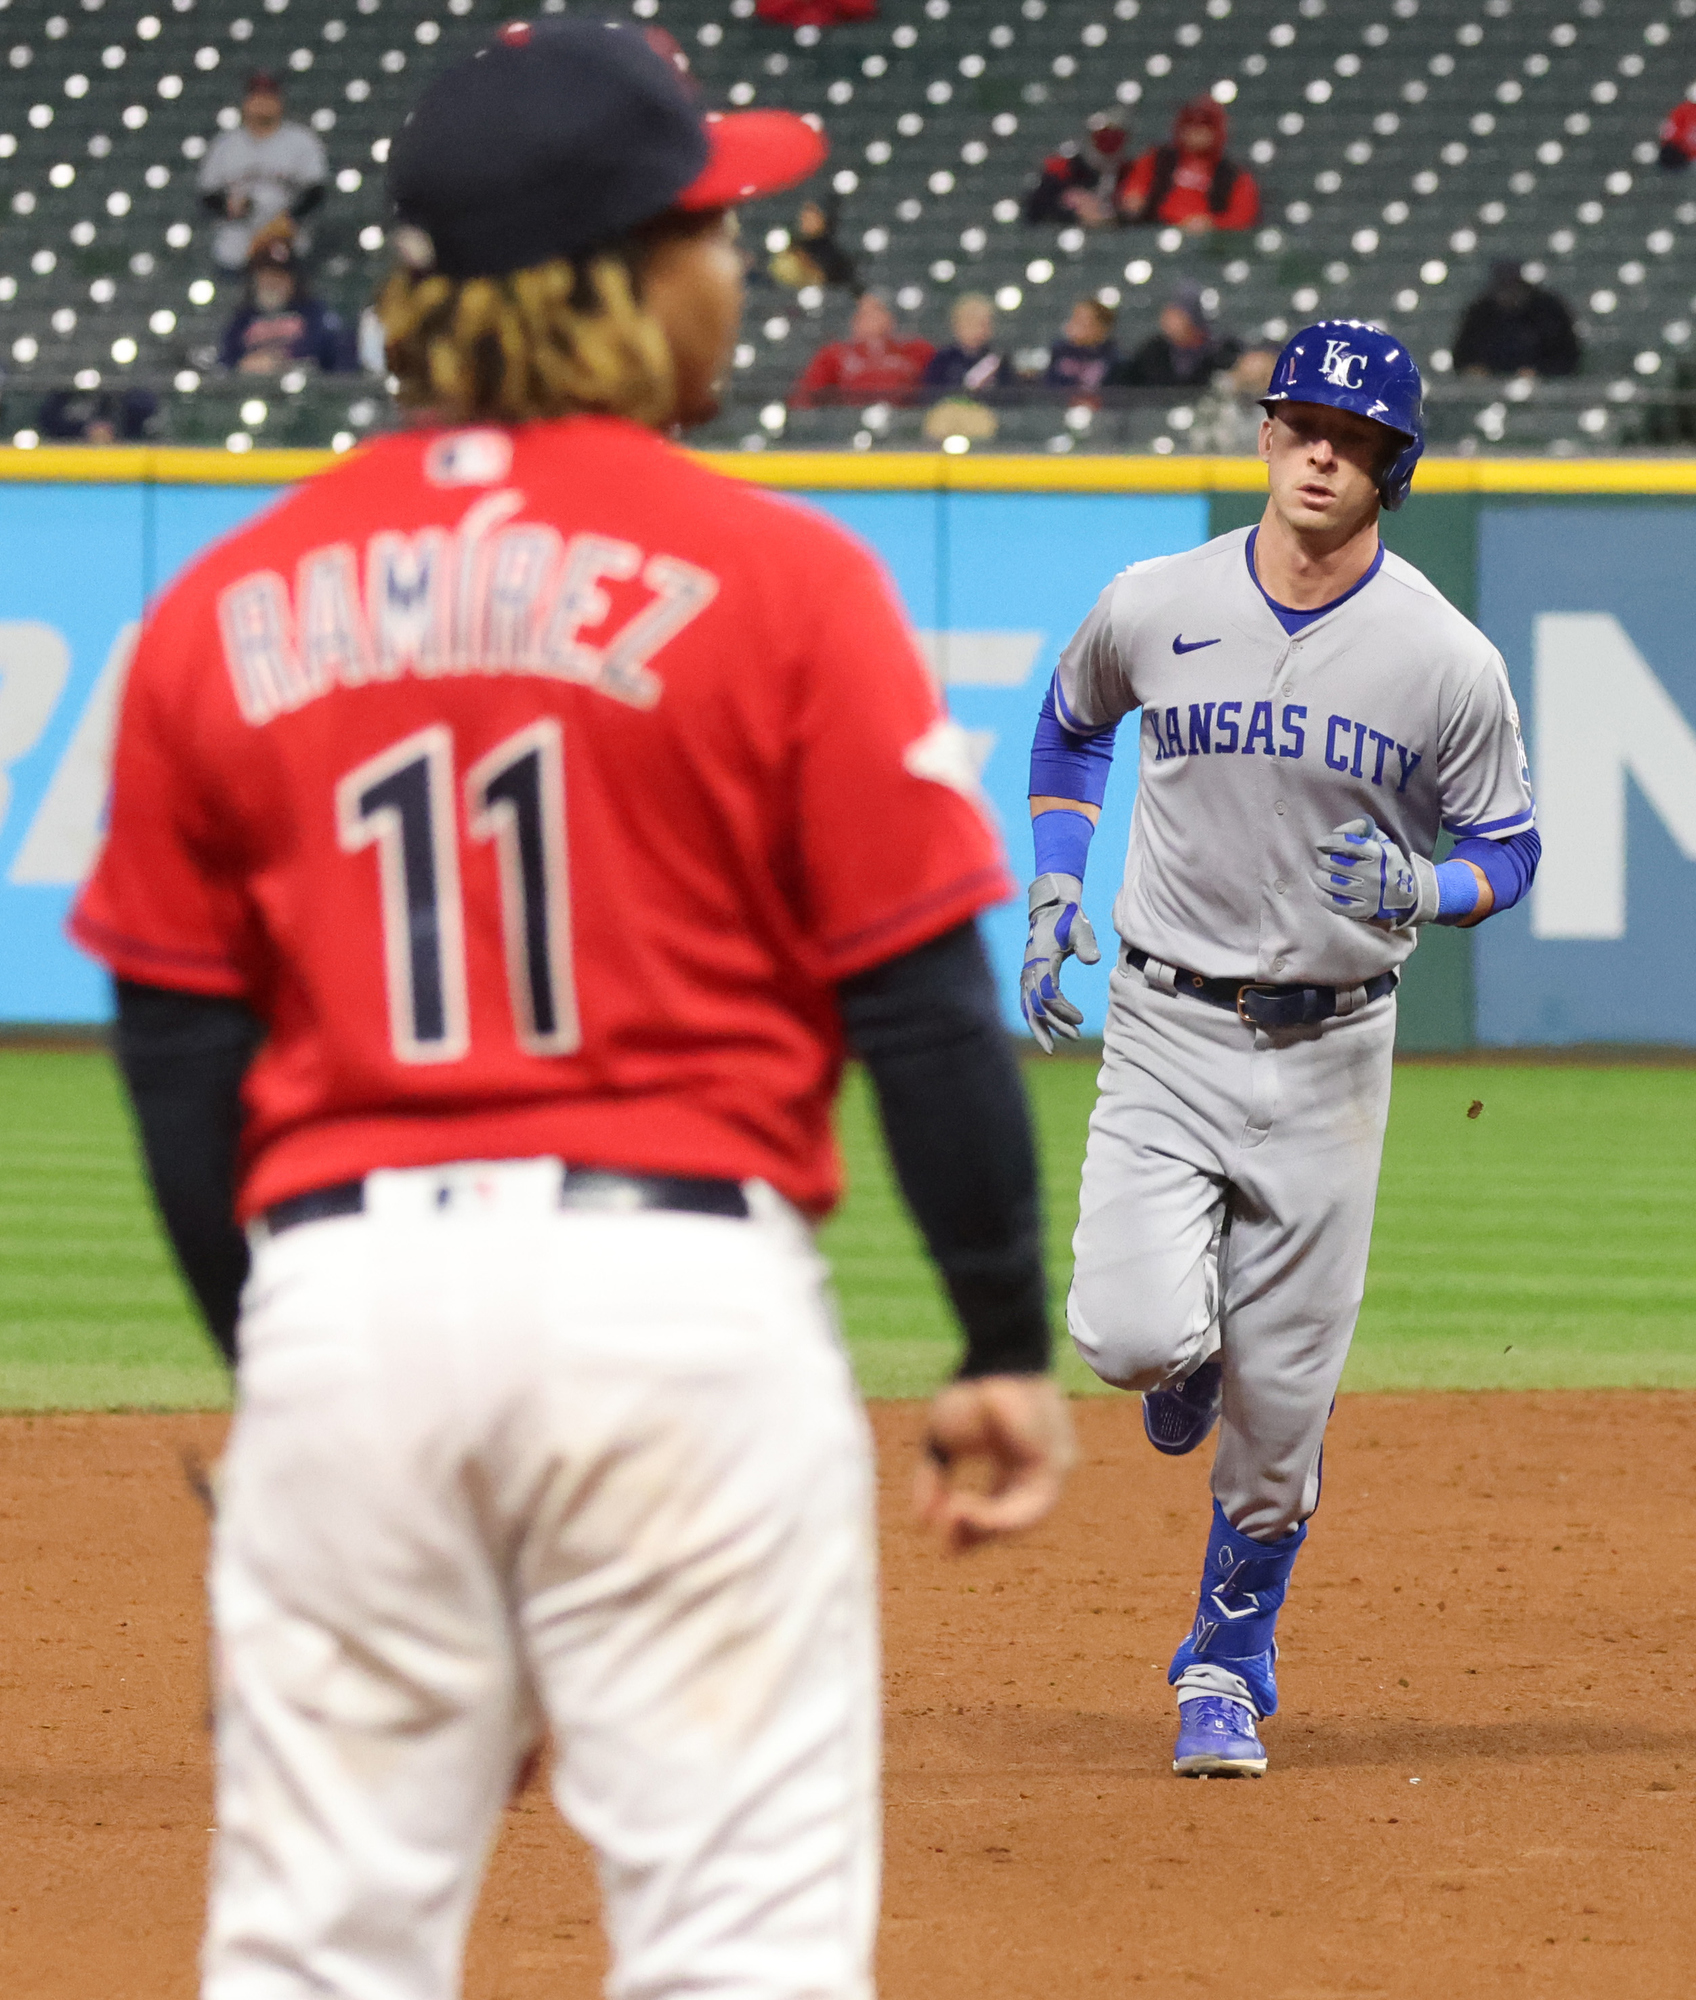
[{"xmin": 1259, "ymin": 319, "xmax": 1425, "ymax": 511}]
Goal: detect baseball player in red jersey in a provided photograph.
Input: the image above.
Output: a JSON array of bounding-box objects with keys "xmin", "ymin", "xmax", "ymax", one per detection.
[{"xmin": 73, "ymin": 22, "xmax": 1074, "ymax": 1998}]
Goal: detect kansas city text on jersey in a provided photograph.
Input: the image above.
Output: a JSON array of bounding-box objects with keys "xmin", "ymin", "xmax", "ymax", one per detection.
[
  {"xmin": 217, "ymin": 487, "xmax": 719, "ymax": 726},
  {"xmin": 1145, "ymin": 700, "xmax": 1424, "ymax": 792}
]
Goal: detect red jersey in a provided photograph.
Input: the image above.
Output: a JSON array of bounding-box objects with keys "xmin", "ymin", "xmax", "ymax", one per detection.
[
  {"xmin": 791, "ymin": 335, "xmax": 935, "ymax": 403},
  {"xmin": 1118, "ymin": 147, "xmax": 1260, "ymax": 232},
  {"xmin": 73, "ymin": 417, "xmax": 1011, "ymax": 1220}
]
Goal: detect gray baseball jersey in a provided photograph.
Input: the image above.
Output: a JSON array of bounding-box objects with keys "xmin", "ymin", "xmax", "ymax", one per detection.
[{"xmin": 1055, "ymin": 526, "xmax": 1534, "ymax": 987}]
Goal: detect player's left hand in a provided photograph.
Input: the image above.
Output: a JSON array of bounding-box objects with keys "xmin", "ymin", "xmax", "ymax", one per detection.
[
  {"xmin": 914, "ymin": 1375, "xmax": 1076, "ymax": 1555},
  {"xmin": 1311, "ymin": 815, "xmax": 1439, "ymax": 929}
]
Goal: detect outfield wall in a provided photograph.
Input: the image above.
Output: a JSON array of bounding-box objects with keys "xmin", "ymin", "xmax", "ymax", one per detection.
[{"xmin": 1, "ymin": 448, "xmax": 1693, "ymax": 1047}]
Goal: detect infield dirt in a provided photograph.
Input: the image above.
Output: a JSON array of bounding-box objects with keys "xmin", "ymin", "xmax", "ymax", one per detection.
[{"xmin": 4, "ymin": 1394, "xmax": 1694, "ymax": 1999}]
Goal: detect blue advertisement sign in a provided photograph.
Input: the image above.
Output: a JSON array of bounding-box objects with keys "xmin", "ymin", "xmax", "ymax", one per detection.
[
  {"xmin": 0, "ymin": 483, "xmax": 150, "ymax": 1021},
  {"xmin": 0, "ymin": 481, "xmax": 290, "ymax": 1020},
  {"xmin": 1476, "ymin": 507, "xmax": 1696, "ymax": 1045},
  {"xmin": 0, "ymin": 471, "xmax": 1201, "ymax": 1028}
]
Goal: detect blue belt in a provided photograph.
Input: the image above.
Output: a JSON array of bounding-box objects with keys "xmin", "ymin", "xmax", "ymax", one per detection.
[
  {"xmin": 262, "ymin": 1167, "xmax": 749, "ymax": 1237},
  {"xmin": 1124, "ymin": 946, "xmax": 1398, "ymax": 1031}
]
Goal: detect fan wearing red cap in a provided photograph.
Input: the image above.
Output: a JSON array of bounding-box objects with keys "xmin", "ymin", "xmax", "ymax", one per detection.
[{"xmin": 74, "ymin": 16, "xmax": 1073, "ymax": 2000}]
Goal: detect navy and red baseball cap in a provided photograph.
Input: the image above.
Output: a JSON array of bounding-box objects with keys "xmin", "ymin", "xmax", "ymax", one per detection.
[{"xmin": 388, "ymin": 18, "xmax": 828, "ymax": 280}]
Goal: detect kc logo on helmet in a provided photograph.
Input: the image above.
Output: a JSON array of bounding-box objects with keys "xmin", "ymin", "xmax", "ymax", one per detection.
[{"xmin": 1319, "ymin": 339, "xmax": 1367, "ymax": 389}]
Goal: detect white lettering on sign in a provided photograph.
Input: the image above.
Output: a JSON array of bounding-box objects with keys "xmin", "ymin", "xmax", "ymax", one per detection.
[
  {"xmin": 915, "ymin": 629, "xmax": 1045, "ymax": 688},
  {"xmin": 1532, "ymin": 611, "xmax": 1696, "ymax": 939},
  {"xmin": 0, "ymin": 622, "xmax": 71, "ymax": 845},
  {"xmin": 9, "ymin": 622, "xmax": 138, "ymax": 886}
]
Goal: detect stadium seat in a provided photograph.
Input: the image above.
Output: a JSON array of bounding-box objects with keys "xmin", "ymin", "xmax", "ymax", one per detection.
[{"xmin": 3, "ymin": 0, "xmax": 1696, "ymax": 453}]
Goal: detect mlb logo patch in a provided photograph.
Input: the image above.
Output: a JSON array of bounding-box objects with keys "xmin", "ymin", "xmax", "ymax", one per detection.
[{"xmin": 426, "ymin": 429, "xmax": 514, "ymax": 487}]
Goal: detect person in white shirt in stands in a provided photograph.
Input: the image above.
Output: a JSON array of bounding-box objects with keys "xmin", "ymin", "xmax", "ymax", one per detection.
[{"xmin": 198, "ymin": 72, "xmax": 329, "ymax": 273}]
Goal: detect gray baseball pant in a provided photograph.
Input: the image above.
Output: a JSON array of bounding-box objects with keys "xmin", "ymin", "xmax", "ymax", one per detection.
[{"xmin": 1067, "ymin": 953, "xmax": 1398, "ymax": 1541}]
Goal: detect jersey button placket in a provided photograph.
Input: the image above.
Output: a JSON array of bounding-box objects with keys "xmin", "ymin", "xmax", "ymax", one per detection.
[{"xmin": 1255, "ymin": 642, "xmax": 1298, "ymax": 978}]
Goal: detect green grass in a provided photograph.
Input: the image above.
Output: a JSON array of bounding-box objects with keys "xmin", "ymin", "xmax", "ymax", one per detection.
[
  {"xmin": 827, "ymin": 1059, "xmax": 1696, "ymax": 1396},
  {"xmin": 2, "ymin": 1049, "xmax": 1693, "ymax": 1408},
  {"xmin": 0, "ymin": 1050, "xmax": 234, "ymax": 1410}
]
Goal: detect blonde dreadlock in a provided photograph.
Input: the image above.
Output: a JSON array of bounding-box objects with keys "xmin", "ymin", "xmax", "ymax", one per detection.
[{"xmin": 377, "ymin": 251, "xmax": 677, "ymax": 428}]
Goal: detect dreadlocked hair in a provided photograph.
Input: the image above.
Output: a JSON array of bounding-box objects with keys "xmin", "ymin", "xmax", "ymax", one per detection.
[{"xmin": 377, "ymin": 250, "xmax": 677, "ymax": 428}]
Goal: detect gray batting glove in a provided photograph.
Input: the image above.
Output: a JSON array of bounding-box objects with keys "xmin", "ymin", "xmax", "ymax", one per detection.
[
  {"xmin": 1311, "ymin": 815, "xmax": 1439, "ymax": 929},
  {"xmin": 1020, "ymin": 873, "xmax": 1100, "ymax": 1053}
]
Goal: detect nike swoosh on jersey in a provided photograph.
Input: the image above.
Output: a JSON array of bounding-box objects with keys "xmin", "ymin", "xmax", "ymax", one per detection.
[{"xmin": 1172, "ymin": 634, "xmax": 1222, "ymax": 654}]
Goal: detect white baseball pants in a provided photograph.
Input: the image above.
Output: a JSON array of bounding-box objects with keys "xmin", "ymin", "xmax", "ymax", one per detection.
[
  {"xmin": 1067, "ymin": 959, "xmax": 1398, "ymax": 1541},
  {"xmin": 203, "ymin": 1166, "xmax": 879, "ymax": 2000}
]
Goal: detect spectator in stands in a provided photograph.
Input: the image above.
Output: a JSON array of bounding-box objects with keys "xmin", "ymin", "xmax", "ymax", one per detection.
[
  {"xmin": 922, "ymin": 294, "xmax": 1008, "ymax": 395},
  {"xmin": 1452, "ymin": 261, "xmax": 1581, "ymax": 378},
  {"xmin": 1189, "ymin": 341, "xmax": 1281, "ymax": 451},
  {"xmin": 1117, "ymin": 96, "xmax": 1259, "ymax": 235},
  {"xmin": 1660, "ymin": 96, "xmax": 1696, "ymax": 168},
  {"xmin": 769, "ymin": 197, "xmax": 859, "ymax": 293},
  {"xmin": 791, "ymin": 291, "xmax": 932, "ymax": 403},
  {"xmin": 1044, "ymin": 297, "xmax": 1118, "ymax": 395},
  {"xmin": 218, "ymin": 240, "xmax": 355, "ymax": 375},
  {"xmin": 199, "ymin": 72, "xmax": 329, "ymax": 273},
  {"xmin": 1113, "ymin": 281, "xmax": 1239, "ymax": 388},
  {"xmin": 37, "ymin": 385, "xmax": 158, "ymax": 444},
  {"xmin": 1024, "ymin": 114, "xmax": 1131, "ymax": 227},
  {"xmin": 1228, "ymin": 343, "xmax": 1279, "ymax": 399}
]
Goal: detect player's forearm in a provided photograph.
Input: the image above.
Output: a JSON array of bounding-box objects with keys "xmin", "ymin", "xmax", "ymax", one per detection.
[
  {"xmin": 1029, "ymin": 799, "xmax": 1099, "ymax": 884},
  {"xmin": 1444, "ymin": 828, "xmax": 1539, "ymax": 925},
  {"xmin": 1445, "ymin": 859, "xmax": 1495, "ymax": 927},
  {"xmin": 1029, "ymin": 671, "xmax": 1116, "ymax": 883},
  {"xmin": 838, "ymin": 924, "xmax": 1051, "ymax": 1378},
  {"xmin": 1030, "ymin": 796, "xmax": 1100, "ymax": 823},
  {"xmin": 112, "ymin": 980, "xmax": 262, "ymax": 1364}
]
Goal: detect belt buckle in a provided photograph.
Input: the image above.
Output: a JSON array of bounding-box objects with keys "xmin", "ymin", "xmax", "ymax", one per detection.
[{"xmin": 1235, "ymin": 983, "xmax": 1279, "ymax": 1027}]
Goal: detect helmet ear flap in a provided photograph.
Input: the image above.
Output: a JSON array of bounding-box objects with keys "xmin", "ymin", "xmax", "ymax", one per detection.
[{"xmin": 1379, "ymin": 432, "xmax": 1422, "ymax": 511}]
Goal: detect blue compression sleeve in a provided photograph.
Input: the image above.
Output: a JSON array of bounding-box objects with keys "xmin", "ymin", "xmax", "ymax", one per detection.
[
  {"xmin": 1434, "ymin": 858, "xmax": 1483, "ymax": 922},
  {"xmin": 1032, "ymin": 807, "xmax": 1095, "ymax": 879},
  {"xmin": 1435, "ymin": 828, "xmax": 1542, "ymax": 923},
  {"xmin": 1029, "ymin": 673, "xmax": 1119, "ymax": 807},
  {"xmin": 1451, "ymin": 827, "xmax": 1541, "ymax": 914}
]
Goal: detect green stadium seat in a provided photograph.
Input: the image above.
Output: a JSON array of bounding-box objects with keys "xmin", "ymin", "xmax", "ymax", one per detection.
[{"xmin": 4, "ymin": 0, "xmax": 1696, "ymax": 453}]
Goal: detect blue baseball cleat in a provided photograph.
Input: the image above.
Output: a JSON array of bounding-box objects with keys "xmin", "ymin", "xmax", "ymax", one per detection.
[
  {"xmin": 1142, "ymin": 1358, "xmax": 1223, "ymax": 1456},
  {"xmin": 1172, "ymin": 1696, "xmax": 1267, "ymax": 1778}
]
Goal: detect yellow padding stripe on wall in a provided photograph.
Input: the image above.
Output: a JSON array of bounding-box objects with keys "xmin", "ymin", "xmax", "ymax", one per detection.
[{"xmin": 5, "ymin": 443, "xmax": 1696, "ymax": 495}]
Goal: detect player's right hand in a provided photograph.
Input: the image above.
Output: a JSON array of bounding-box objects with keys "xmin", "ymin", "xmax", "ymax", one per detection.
[
  {"xmin": 1019, "ymin": 872, "xmax": 1100, "ymax": 1054},
  {"xmin": 914, "ymin": 1374, "xmax": 1077, "ymax": 1555}
]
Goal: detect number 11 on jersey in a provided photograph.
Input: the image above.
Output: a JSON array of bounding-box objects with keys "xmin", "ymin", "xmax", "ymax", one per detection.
[{"xmin": 336, "ymin": 719, "xmax": 581, "ymax": 1065}]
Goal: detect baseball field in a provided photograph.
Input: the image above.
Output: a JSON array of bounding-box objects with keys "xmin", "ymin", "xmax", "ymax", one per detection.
[{"xmin": 4, "ymin": 1045, "xmax": 1696, "ymax": 1995}]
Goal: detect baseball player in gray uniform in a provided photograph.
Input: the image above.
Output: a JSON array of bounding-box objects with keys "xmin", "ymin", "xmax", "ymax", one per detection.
[{"xmin": 1019, "ymin": 322, "xmax": 1539, "ymax": 1776}]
